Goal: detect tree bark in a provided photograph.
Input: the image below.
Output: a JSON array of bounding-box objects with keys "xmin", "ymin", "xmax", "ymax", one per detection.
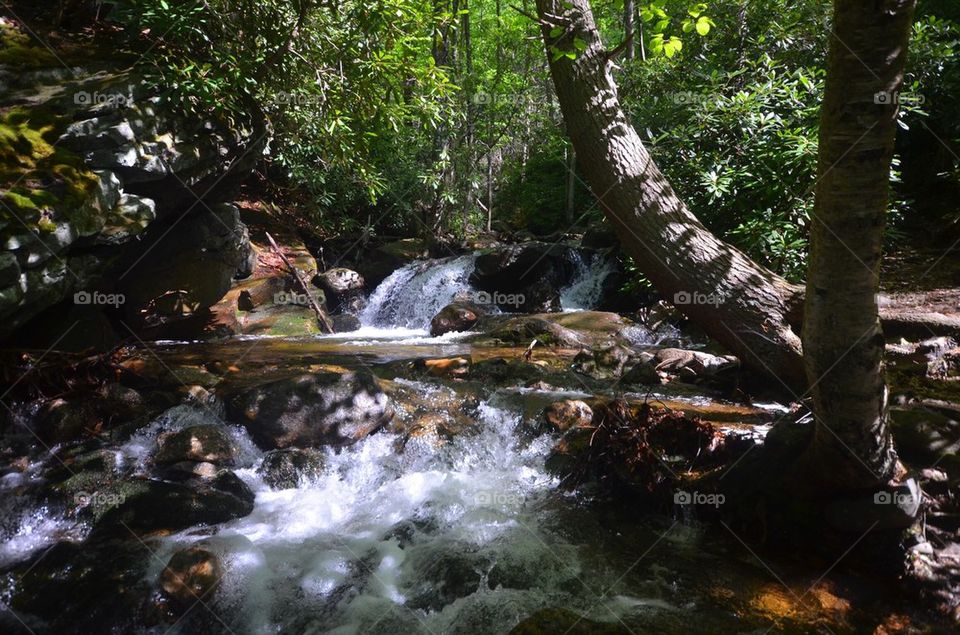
[
  {"xmin": 802, "ymin": 0, "xmax": 917, "ymax": 488},
  {"xmin": 623, "ymin": 0, "xmax": 635, "ymax": 61},
  {"xmin": 534, "ymin": 0, "xmax": 805, "ymax": 387}
]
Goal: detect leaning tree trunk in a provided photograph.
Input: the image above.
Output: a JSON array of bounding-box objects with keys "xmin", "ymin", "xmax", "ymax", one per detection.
[
  {"xmin": 534, "ymin": 0, "xmax": 805, "ymax": 387},
  {"xmin": 802, "ymin": 0, "xmax": 916, "ymax": 489}
]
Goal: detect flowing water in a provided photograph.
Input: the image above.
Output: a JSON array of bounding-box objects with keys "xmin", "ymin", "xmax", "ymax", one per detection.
[{"xmin": 0, "ymin": 255, "xmax": 901, "ymax": 634}]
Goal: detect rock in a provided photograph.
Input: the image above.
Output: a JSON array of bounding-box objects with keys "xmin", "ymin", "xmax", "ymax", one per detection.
[
  {"xmin": 468, "ymin": 358, "xmax": 544, "ymax": 384},
  {"xmin": 313, "ymin": 267, "xmax": 365, "ymax": 314},
  {"xmin": 890, "ymin": 405, "xmax": 960, "ymax": 465},
  {"xmin": 471, "ymin": 243, "xmax": 584, "ymax": 312},
  {"xmin": 430, "ymin": 301, "xmax": 485, "ymax": 336},
  {"xmin": 313, "ymin": 267, "xmax": 364, "ymax": 295},
  {"xmin": 236, "ymin": 276, "xmax": 287, "ymax": 311},
  {"xmin": 355, "ymin": 238, "xmax": 430, "ymax": 286},
  {"xmin": 486, "ymin": 316, "xmax": 588, "ymax": 348},
  {"xmin": 510, "ymin": 608, "xmax": 629, "ymax": 634},
  {"xmin": 825, "ymin": 478, "xmax": 922, "ymax": 532},
  {"xmin": 258, "ymin": 448, "xmax": 325, "ymax": 489},
  {"xmin": 225, "ymin": 370, "xmax": 392, "ymax": 449},
  {"xmin": 91, "ymin": 471, "xmax": 255, "ymax": 535},
  {"xmin": 3, "ymin": 538, "xmax": 150, "ymax": 632},
  {"xmin": 621, "ymin": 360, "xmax": 664, "ymax": 385},
  {"xmin": 118, "ymin": 203, "xmax": 254, "ymax": 331},
  {"xmin": 332, "ymin": 313, "xmax": 361, "ymax": 332},
  {"xmin": 155, "ymin": 425, "xmax": 238, "ymax": 466},
  {"xmin": 419, "ymin": 357, "xmax": 471, "ymax": 378},
  {"xmin": 541, "ymin": 400, "xmax": 593, "ymax": 433},
  {"xmin": 572, "ymin": 344, "xmax": 634, "ymax": 379},
  {"xmin": 37, "ymin": 398, "xmax": 97, "ymax": 443},
  {"xmin": 158, "ymin": 545, "xmax": 223, "ymax": 612},
  {"xmin": 581, "ymin": 225, "xmax": 620, "ymax": 249}
]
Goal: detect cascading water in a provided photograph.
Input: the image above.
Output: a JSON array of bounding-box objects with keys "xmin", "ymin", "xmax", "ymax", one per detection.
[
  {"xmin": 559, "ymin": 251, "xmax": 617, "ymax": 311},
  {"xmin": 359, "ymin": 254, "xmax": 478, "ymax": 330}
]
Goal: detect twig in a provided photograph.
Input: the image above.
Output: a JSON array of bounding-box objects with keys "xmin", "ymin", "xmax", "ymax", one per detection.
[{"xmin": 265, "ymin": 232, "xmax": 333, "ymax": 333}]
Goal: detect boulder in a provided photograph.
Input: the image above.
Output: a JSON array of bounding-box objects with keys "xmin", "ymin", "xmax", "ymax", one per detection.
[
  {"xmin": 313, "ymin": 267, "xmax": 364, "ymax": 295},
  {"xmin": 332, "ymin": 313, "xmax": 361, "ymax": 332},
  {"xmin": 90, "ymin": 472, "xmax": 255, "ymax": 535},
  {"xmin": 541, "ymin": 400, "xmax": 593, "ymax": 433},
  {"xmin": 258, "ymin": 448, "xmax": 326, "ymax": 488},
  {"xmin": 313, "ymin": 267, "xmax": 365, "ymax": 314},
  {"xmin": 117, "ymin": 203, "xmax": 253, "ymax": 330},
  {"xmin": 470, "ymin": 243, "xmax": 586, "ymax": 312},
  {"xmin": 354, "ymin": 238, "xmax": 430, "ymax": 286},
  {"xmin": 486, "ymin": 316, "xmax": 588, "ymax": 348},
  {"xmin": 155, "ymin": 425, "xmax": 238, "ymax": 466},
  {"xmin": 158, "ymin": 545, "xmax": 223, "ymax": 613},
  {"xmin": 430, "ymin": 301, "xmax": 485, "ymax": 336},
  {"xmin": 225, "ymin": 370, "xmax": 392, "ymax": 449}
]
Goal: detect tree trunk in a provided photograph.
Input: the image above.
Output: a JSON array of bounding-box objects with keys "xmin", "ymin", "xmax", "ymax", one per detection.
[
  {"xmin": 565, "ymin": 145, "xmax": 576, "ymax": 224},
  {"xmin": 623, "ymin": 0, "xmax": 635, "ymax": 61},
  {"xmin": 802, "ymin": 0, "xmax": 916, "ymax": 489},
  {"xmin": 534, "ymin": 0, "xmax": 805, "ymax": 387}
]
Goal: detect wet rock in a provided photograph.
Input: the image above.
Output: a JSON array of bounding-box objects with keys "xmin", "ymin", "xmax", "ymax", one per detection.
[
  {"xmin": 487, "ymin": 316, "xmax": 588, "ymax": 348},
  {"xmin": 91, "ymin": 471, "xmax": 255, "ymax": 534},
  {"xmin": 225, "ymin": 370, "xmax": 392, "ymax": 449},
  {"xmin": 258, "ymin": 448, "xmax": 325, "ymax": 489},
  {"xmin": 155, "ymin": 424, "xmax": 238, "ymax": 466},
  {"xmin": 355, "ymin": 238, "xmax": 430, "ymax": 286},
  {"xmin": 510, "ymin": 608, "xmax": 629, "ymax": 634},
  {"xmin": 158, "ymin": 545, "xmax": 223, "ymax": 613},
  {"xmin": 36, "ymin": 398, "xmax": 98, "ymax": 443},
  {"xmin": 161, "ymin": 461, "xmax": 220, "ymax": 481},
  {"xmin": 541, "ymin": 400, "xmax": 593, "ymax": 433},
  {"xmin": 418, "ymin": 357, "xmax": 470, "ymax": 378},
  {"xmin": 469, "ymin": 358, "xmax": 545, "ymax": 385},
  {"xmin": 332, "ymin": 313, "xmax": 361, "ymax": 332},
  {"xmin": 572, "ymin": 344, "xmax": 634, "ymax": 379},
  {"xmin": 430, "ymin": 301, "xmax": 485, "ymax": 336},
  {"xmin": 470, "ymin": 243, "xmax": 582, "ymax": 312},
  {"xmin": 3, "ymin": 538, "xmax": 151, "ymax": 632}
]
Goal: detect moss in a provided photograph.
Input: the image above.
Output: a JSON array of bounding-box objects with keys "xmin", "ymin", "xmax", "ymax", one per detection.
[
  {"xmin": 0, "ymin": 21, "xmax": 59, "ymax": 69},
  {"xmin": 0, "ymin": 106, "xmax": 100, "ymax": 234}
]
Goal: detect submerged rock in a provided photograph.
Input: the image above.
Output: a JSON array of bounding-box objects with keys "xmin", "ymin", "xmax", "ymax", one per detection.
[
  {"xmin": 510, "ymin": 608, "xmax": 629, "ymax": 634},
  {"xmin": 158, "ymin": 544, "xmax": 223, "ymax": 614},
  {"xmin": 225, "ymin": 370, "xmax": 392, "ymax": 449},
  {"xmin": 258, "ymin": 448, "xmax": 326, "ymax": 489}
]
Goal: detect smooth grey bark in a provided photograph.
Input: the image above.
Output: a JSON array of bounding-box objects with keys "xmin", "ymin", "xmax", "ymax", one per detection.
[
  {"xmin": 534, "ymin": 0, "xmax": 805, "ymax": 387},
  {"xmin": 802, "ymin": 0, "xmax": 917, "ymax": 488}
]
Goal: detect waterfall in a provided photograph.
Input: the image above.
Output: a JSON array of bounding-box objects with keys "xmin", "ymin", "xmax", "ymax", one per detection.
[
  {"xmin": 359, "ymin": 254, "xmax": 478, "ymax": 330},
  {"xmin": 559, "ymin": 251, "xmax": 616, "ymax": 311},
  {"xmin": 358, "ymin": 249, "xmax": 616, "ymax": 332}
]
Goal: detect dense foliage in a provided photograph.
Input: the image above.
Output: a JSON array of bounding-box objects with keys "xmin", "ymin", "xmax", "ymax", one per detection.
[{"xmin": 46, "ymin": 1, "xmax": 960, "ymax": 276}]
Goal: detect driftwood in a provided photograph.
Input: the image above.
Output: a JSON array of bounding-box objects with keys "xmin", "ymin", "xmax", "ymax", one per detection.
[{"xmin": 265, "ymin": 232, "xmax": 333, "ymax": 334}]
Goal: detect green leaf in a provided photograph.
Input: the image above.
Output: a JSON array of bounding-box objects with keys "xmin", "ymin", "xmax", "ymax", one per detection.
[{"xmin": 696, "ymin": 17, "xmax": 711, "ymax": 36}]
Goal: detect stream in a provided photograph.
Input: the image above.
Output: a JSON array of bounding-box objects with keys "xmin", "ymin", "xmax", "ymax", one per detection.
[{"xmin": 0, "ymin": 255, "xmax": 907, "ymax": 634}]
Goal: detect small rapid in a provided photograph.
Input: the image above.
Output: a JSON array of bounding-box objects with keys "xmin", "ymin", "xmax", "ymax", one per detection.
[{"xmin": 359, "ymin": 255, "xmax": 479, "ymax": 330}]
